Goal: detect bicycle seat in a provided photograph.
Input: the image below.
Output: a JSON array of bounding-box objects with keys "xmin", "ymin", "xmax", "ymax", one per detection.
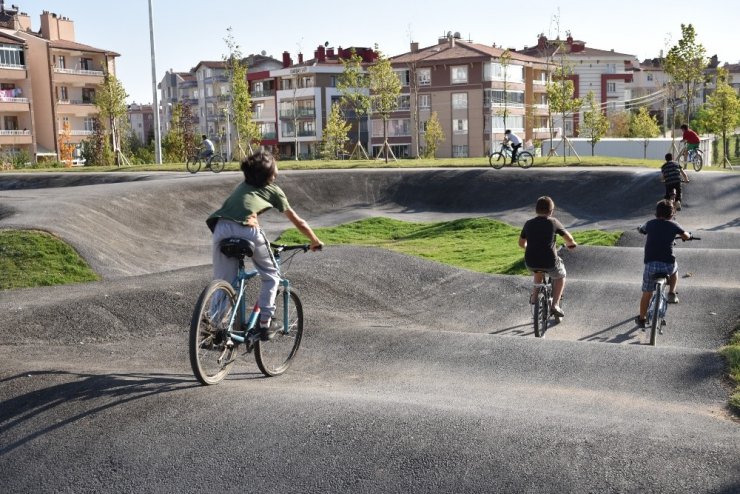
[
  {"xmin": 219, "ymin": 237, "xmax": 255, "ymax": 259},
  {"xmin": 650, "ymin": 273, "xmax": 670, "ymax": 281}
]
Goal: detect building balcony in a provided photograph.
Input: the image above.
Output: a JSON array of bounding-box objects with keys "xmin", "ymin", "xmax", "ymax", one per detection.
[
  {"xmin": 57, "ymin": 100, "xmax": 99, "ymax": 116},
  {"xmin": 0, "ymin": 129, "xmax": 32, "ymax": 144},
  {"xmin": 251, "ymin": 89, "xmax": 275, "ymax": 98},
  {"xmin": 53, "ymin": 67, "xmax": 105, "ymax": 85},
  {"xmin": 0, "ymin": 97, "xmax": 30, "ymax": 112},
  {"xmin": 279, "ymin": 108, "xmax": 316, "ymax": 119},
  {"xmin": 0, "ymin": 64, "xmax": 27, "ymax": 79},
  {"xmin": 58, "ymin": 129, "xmax": 94, "ymax": 136},
  {"xmin": 179, "ymin": 80, "xmax": 198, "ymax": 89},
  {"xmin": 261, "ymin": 131, "xmax": 277, "ymax": 140}
]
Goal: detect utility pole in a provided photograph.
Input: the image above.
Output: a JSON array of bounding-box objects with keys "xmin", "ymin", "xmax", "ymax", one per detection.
[{"xmin": 148, "ymin": 0, "xmax": 162, "ymax": 164}]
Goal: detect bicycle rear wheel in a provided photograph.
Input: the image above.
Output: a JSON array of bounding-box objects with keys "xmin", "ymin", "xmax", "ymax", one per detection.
[
  {"xmin": 648, "ymin": 289, "xmax": 661, "ymax": 346},
  {"xmin": 210, "ymin": 154, "xmax": 225, "ymax": 173},
  {"xmin": 517, "ymin": 151, "xmax": 534, "ymax": 169},
  {"xmin": 489, "ymin": 152, "xmax": 506, "ymax": 169},
  {"xmin": 255, "ymin": 288, "xmax": 304, "ymax": 377},
  {"xmin": 533, "ymin": 289, "xmax": 548, "ymax": 337},
  {"xmin": 692, "ymin": 153, "xmax": 703, "ymax": 172},
  {"xmin": 189, "ymin": 280, "xmax": 238, "ymax": 385},
  {"xmin": 186, "ymin": 157, "xmax": 201, "ymax": 174}
]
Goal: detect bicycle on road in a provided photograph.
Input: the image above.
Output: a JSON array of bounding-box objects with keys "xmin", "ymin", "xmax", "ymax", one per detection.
[
  {"xmin": 677, "ymin": 144, "xmax": 703, "ymax": 172},
  {"xmin": 489, "ymin": 143, "xmax": 534, "ymax": 170},
  {"xmin": 186, "ymin": 153, "xmax": 226, "ymax": 174},
  {"xmin": 530, "ymin": 247, "xmax": 566, "ymax": 338},
  {"xmin": 189, "ymin": 240, "xmax": 309, "ymax": 384},
  {"xmin": 639, "ymin": 233, "xmax": 700, "ymax": 346}
]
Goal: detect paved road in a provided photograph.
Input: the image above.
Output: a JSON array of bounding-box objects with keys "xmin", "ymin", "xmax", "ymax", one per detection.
[{"xmin": 1, "ymin": 168, "xmax": 738, "ymax": 493}]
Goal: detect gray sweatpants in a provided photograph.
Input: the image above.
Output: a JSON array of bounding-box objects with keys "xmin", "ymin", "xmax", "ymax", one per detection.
[{"xmin": 211, "ymin": 219, "xmax": 280, "ymax": 321}]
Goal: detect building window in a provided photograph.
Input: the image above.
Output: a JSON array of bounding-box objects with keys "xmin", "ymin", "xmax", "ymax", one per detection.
[
  {"xmin": 57, "ymin": 55, "xmax": 65, "ymax": 69},
  {"xmin": 80, "ymin": 58, "xmax": 93, "ymax": 70},
  {"xmin": 484, "ymin": 89, "xmax": 524, "ymax": 107},
  {"xmin": 452, "ymin": 145, "xmax": 468, "ymax": 158},
  {"xmin": 605, "ymin": 63, "xmax": 617, "ymax": 74},
  {"xmin": 83, "ymin": 117, "xmax": 95, "ymax": 131},
  {"xmin": 59, "ymin": 86, "xmax": 68, "ymax": 100},
  {"xmin": 254, "ymin": 103, "xmax": 264, "ymax": 118},
  {"xmin": 281, "ymin": 78, "xmax": 293, "ymax": 90},
  {"xmin": 452, "ymin": 93, "xmax": 467, "ymax": 109},
  {"xmin": 417, "ymin": 68, "xmax": 431, "ymax": 86},
  {"xmin": 206, "ymin": 68, "xmax": 212, "ymax": 78},
  {"xmin": 453, "ymin": 119, "xmax": 468, "ymax": 134},
  {"xmin": 395, "ymin": 69, "xmax": 410, "ymax": 86},
  {"xmin": 372, "ymin": 119, "xmax": 410, "ymax": 137},
  {"xmin": 397, "ymin": 94, "xmax": 410, "ymax": 110},
  {"xmin": 451, "ymin": 66, "xmax": 468, "ymax": 84},
  {"xmin": 419, "ymin": 120, "xmax": 427, "ymax": 134},
  {"xmin": 207, "ymin": 86, "xmax": 213, "ymax": 97},
  {"xmin": 82, "ymin": 88, "xmax": 95, "ymax": 103},
  {"xmin": 646, "ymin": 74, "xmax": 654, "ymax": 82},
  {"xmin": 485, "ymin": 62, "xmax": 524, "ymax": 82},
  {"xmin": 490, "ymin": 115, "xmax": 524, "ymax": 131},
  {"xmin": 0, "ymin": 44, "xmax": 23, "ymax": 66},
  {"xmin": 607, "ymin": 81, "xmax": 617, "ymax": 94},
  {"xmin": 418, "ymin": 94, "xmax": 431, "ymax": 109}
]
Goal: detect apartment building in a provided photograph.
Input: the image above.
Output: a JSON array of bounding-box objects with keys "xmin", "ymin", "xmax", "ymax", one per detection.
[
  {"xmin": 127, "ymin": 103, "xmax": 154, "ymax": 144},
  {"xmin": 0, "ymin": 5, "xmax": 118, "ymax": 162},
  {"xmin": 385, "ymin": 33, "xmax": 552, "ymax": 159},
  {"xmin": 518, "ymin": 34, "xmax": 639, "ymax": 137},
  {"xmin": 158, "ymin": 70, "xmax": 198, "ymax": 134}
]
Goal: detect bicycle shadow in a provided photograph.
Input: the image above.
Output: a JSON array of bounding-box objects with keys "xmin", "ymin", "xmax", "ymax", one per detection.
[
  {"xmin": 489, "ymin": 323, "xmax": 535, "ymax": 337},
  {"xmin": 0, "ymin": 370, "xmax": 195, "ymax": 456},
  {"xmin": 578, "ymin": 318, "xmax": 643, "ymax": 344}
]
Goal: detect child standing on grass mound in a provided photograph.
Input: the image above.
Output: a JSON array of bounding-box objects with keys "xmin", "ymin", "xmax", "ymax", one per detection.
[{"xmin": 519, "ymin": 196, "xmax": 577, "ymax": 317}]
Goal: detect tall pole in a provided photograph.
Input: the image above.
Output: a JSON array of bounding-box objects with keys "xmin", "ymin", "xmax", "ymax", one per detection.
[{"xmin": 148, "ymin": 0, "xmax": 162, "ymax": 164}]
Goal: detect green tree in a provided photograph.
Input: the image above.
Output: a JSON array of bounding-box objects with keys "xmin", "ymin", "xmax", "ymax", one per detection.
[
  {"xmin": 94, "ymin": 72, "xmax": 128, "ymax": 166},
  {"xmin": 704, "ymin": 66, "xmax": 740, "ymax": 167},
  {"xmin": 498, "ymin": 49, "xmax": 512, "ymax": 130},
  {"xmin": 224, "ymin": 27, "xmax": 260, "ymax": 159},
  {"xmin": 546, "ymin": 62, "xmax": 582, "ymax": 162},
  {"xmin": 664, "ymin": 24, "xmax": 707, "ymax": 124},
  {"xmin": 422, "ymin": 111, "xmax": 444, "ymax": 158},
  {"xmin": 579, "ymin": 91, "xmax": 609, "ymax": 156},
  {"xmin": 607, "ymin": 110, "xmax": 631, "ymax": 137},
  {"xmin": 82, "ymin": 116, "xmax": 114, "ymax": 166},
  {"xmin": 630, "ymin": 106, "xmax": 661, "ymax": 158},
  {"xmin": 368, "ymin": 49, "xmax": 402, "ymax": 162},
  {"xmin": 338, "ymin": 48, "xmax": 372, "ymax": 159},
  {"xmin": 162, "ymin": 103, "xmax": 187, "ymax": 162},
  {"xmin": 321, "ymin": 103, "xmax": 351, "ymax": 159}
]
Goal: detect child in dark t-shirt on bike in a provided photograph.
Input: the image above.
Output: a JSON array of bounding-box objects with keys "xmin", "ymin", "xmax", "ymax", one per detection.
[
  {"xmin": 519, "ymin": 196, "xmax": 577, "ymax": 317},
  {"xmin": 635, "ymin": 199, "xmax": 693, "ymax": 328},
  {"xmin": 660, "ymin": 153, "xmax": 689, "ymax": 209}
]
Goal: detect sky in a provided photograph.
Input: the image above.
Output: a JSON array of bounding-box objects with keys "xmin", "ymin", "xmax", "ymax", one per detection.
[{"xmin": 16, "ymin": 0, "xmax": 740, "ymax": 105}]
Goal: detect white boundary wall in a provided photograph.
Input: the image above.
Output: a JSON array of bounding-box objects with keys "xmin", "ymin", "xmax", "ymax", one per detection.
[{"xmin": 541, "ymin": 137, "xmax": 713, "ymax": 165}]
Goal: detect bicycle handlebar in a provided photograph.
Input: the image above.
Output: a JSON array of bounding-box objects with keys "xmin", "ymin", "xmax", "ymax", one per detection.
[{"xmin": 270, "ymin": 243, "xmax": 311, "ymax": 253}]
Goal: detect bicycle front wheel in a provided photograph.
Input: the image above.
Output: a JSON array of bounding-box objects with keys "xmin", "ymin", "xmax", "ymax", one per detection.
[
  {"xmin": 692, "ymin": 153, "xmax": 703, "ymax": 172},
  {"xmin": 533, "ymin": 290, "xmax": 548, "ymax": 337},
  {"xmin": 210, "ymin": 154, "xmax": 225, "ymax": 173},
  {"xmin": 517, "ymin": 151, "xmax": 534, "ymax": 169},
  {"xmin": 255, "ymin": 288, "xmax": 304, "ymax": 377},
  {"xmin": 189, "ymin": 280, "xmax": 238, "ymax": 385},
  {"xmin": 186, "ymin": 157, "xmax": 201, "ymax": 174},
  {"xmin": 489, "ymin": 152, "xmax": 506, "ymax": 169}
]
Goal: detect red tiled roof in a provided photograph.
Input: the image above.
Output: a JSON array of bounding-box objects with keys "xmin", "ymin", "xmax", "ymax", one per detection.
[
  {"xmin": 391, "ymin": 40, "xmax": 548, "ymax": 66},
  {"xmin": 49, "ymin": 38, "xmax": 120, "ymax": 56}
]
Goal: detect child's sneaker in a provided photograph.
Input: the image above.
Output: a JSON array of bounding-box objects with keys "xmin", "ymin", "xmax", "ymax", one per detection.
[
  {"xmin": 667, "ymin": 292, "xmax": 679, "ymax": 304},
  {"xmin": 551, "ymin": 305, "xmax": 565, "ymax": 318},
  {"xmin": 258, "ymin": 320, "xmax": 278, "ymax": 341},
  {"xmin": 635, "ymin": 316, "xmax": 647, "ymax": 330}
]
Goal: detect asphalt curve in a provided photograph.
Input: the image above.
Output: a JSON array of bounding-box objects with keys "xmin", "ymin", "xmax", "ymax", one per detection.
[{"xmin": 0, "ymin": 168, "xmax": 738, "ymax": 493}]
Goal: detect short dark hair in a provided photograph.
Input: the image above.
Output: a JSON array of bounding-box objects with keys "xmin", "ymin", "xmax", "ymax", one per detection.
[
  {"xmin": 535, "ymin": 196, "xmax": 554, "ymax": 215},
  {"xmin": 202, "ymin": 134, "xmax": 207, "ymax": 140},
  {"xmin": 504, "ymin": 129, "xmax": 511, "ymax": 134},
  {"xmin": 665, "ymin": 153, "xmax": 673, "ymax": 161},
  {"xmin": 241, "ymin": 151, "xmax": 277, "ymax": 187},
  {"xmin": 656, "ymin": 199, "xmax": 675, "ymax": 219},
  {"xmin": 680, "ymin": 124, "xmax": 688, "ymax": 131}
]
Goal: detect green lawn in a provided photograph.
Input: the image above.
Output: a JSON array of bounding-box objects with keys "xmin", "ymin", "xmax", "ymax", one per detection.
[
  {"xmin": 0, "ymin": 230, "xmax": 99, "ymax": 290},
  {"xmin": 720, "ymin": 327, "xmax": 740, "ymax": 414},
  {"xmin": 276, "ymin": 216, "xmax": 621, "ymax": 275}
]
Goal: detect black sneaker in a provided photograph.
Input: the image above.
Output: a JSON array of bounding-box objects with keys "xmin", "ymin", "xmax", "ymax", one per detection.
[
  {"xmin": 635, "ymin": 316, "xmax": 647, "ymax": 329},
  {"xmin": 258, "ymin": 320, "xmax": 279, "ymax": 341}
]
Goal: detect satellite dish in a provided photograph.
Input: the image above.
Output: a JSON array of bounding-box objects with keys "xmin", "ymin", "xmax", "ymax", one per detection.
[
  {"xmin": 261, "ymin": 50, "xmax": 266, "ymax": 56},
  {"xmin": 324, "ymin": 41, "xmax": 329, "ymax": 47}
]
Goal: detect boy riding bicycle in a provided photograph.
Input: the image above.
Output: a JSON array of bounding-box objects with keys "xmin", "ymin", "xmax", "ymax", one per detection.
[
  {"xmin": 660, "ymin": 153, "xmax": 690, "ymax": 209},
  {"xmin": 635, "ymin": 199, "xmax": 692, "ymax": 328},
  {"xmin": 679, "ymin": 124, "xmax": 700, "ymax": 162},
  {"xmin": 519, "ymin": 196, "xmax": 577, "ymax": 317},
  {"xmin": 503, "ymin": 129, "xmax": 522, "ymax": 164}
]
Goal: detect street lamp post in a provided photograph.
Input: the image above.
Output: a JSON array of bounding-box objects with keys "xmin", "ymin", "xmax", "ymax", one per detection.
[{"xmin": 148, "ymin": 0, "xmax": 162, "ymax": 164}]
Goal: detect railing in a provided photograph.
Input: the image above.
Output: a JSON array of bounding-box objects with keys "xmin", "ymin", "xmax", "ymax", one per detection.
[
  {"xmin": 0, "ymin": 62, "xmax": 25, "ymax": 70},
  {"xmin": 279, "ymin": 108, "xmax": 316, "ymax": 118},
  {"xmin": 0, "ymin": 129, "xmax": 31, "ymax": 135},
  {"xmin": 57, "ymin": 129, "xmax": 94, "ymax": 136},
  {"xmin": 261, "ymin": 132, "xmax": 277, "ymax": 139},
  {"xmin": 0, "ymin": 97, "xmax": 29, "ymax": 103},
  {"xmin": 54, "ymin": 67, "xmax": 104, "ymax": 77},
  {"xmin": 58, "ymin": 99, "xmax": 95, "ymax": 105},
  {"xmin": 251, "ymin": 89, "xmax": 275, "ymax": 98},
  {"xmin": 297, "ymin": 129, "xmax": 316, "ymax": 137},
  {"xmin": 533, "ymin": 79, "xmax": 547, "ymax": 86}
]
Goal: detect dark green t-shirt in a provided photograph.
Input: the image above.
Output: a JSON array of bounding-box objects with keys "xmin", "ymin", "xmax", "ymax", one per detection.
[{"xmin": 206, "ymin": 182, "xmax": 290, "ymax": 232}]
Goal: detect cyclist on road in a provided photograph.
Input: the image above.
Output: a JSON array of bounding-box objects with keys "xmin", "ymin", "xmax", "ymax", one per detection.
[
  {"xmin": 679, "ymin": 124, "xmax": 700, "ymax": 162},
  {"xmin": 504, "ymin": 129, "xmax": 522, "ymax": 165},
  {"xmin": 206, "ymin": 151, "xmax": 323, "ymax": 340},
  {"xmin": 519, "ymin": 196, "xmax": 577, "ymax": 317},
  {"xmin": 200, "ymin": 134, "xmax": 215, "ymax": 167},
  {"xmin": 660, "ymin": 153, "xmax": 690, "ymax": 208},
  {"xmin": 635, "ymin": 199, "xmax": 692, "ymax": 328}
]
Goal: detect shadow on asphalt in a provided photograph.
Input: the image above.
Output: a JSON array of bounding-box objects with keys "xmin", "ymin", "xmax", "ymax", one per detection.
[{"xmin": 0, "ymin": 370, "xmax": 195, "ymax": 456}]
